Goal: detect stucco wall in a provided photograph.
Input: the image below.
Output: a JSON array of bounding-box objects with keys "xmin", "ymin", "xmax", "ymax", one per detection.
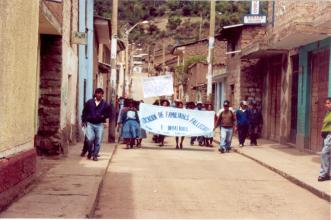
[
  {"xmin": 61, "ymin": 0, "xmax": 78, "ymax": 145},
  {"xmin": 0, "ymin": 0, "xmax": 39, "ymax": 153}
]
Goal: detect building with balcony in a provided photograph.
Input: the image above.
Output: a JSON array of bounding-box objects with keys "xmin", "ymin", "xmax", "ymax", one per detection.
[{"xmin": 223, "ymin": 0, "xmax": 331, "ymax": 152}]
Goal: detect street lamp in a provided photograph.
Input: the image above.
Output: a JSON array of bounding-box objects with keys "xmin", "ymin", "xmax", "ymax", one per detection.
[{"xmin": 123, "ymin": 20, "xmax": 149, "ymax": 97}]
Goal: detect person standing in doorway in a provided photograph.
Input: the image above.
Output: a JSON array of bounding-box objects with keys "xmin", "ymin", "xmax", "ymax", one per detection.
[
  {"xmin": 248, "ymin": 101, "xmax": 263, "ymax": 146},
  {"xmin": 318, "ymin": 97, "xmax": 331, "ymax": 181},
  {"xmin": 214, "ymin": 100, "xmax": 236, "ymax": 153},
  {"xmin": 82, "ymin": 88, "xmax": 110, "ymax": 161},
  {"xmin": 236, "ymin": 101, "xmax": 250, "ymax": 147}
]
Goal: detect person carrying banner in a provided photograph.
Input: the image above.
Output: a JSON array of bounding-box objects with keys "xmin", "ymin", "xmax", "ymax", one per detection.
[
  {"xmin": 158, "ymin": 99, "xmax": 170, "ymax": 147},
  {"xmin": 204, "ymin": 103, "xmax": 216, "ymax": 147},
  {"xmin": 152, "ymin": 99, "xmax": 160, "ymax": 143},
  {"xmin": 119, "ymin": 99, "xmax": 140, "ymax": 149},
  {"xmin": 214, "ymin": 100, "xmax": 236, "ymax": 153},
  {"xmin": 192, "ymin": 102, "xmax": 205, "ymax": 146},
  {"xmin": 175, "ymin": 100, "xmax": 185, "ymax": 149}
]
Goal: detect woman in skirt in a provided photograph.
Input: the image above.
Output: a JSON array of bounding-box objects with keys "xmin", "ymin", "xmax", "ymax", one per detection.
[
  {"xmin": 175, "ymin": 100, "xmax": 185, "ymax": 149},
  {"xmin": 120, "ymin": 99, "xmax": 141, "ymax": 149},
  {"xmin": 136, "ymin": 100, "xmax": 147, "ymax": 147},
  {"xmin": 158, "ymin": 99, "xmax": 170, "ymax": 147}
]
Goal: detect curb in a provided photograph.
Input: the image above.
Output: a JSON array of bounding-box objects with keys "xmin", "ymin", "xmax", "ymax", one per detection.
[
  {"xmin": 87, "ymin": 143, "xmax": 118, "ymax": 219},
  {"xmin": 214, "ymin": 140, "xmax": 331, "ymax": 202}
]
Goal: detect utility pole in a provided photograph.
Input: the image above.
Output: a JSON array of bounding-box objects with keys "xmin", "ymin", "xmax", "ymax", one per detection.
[
  {"xmin": 162, "ymin": 41, "xmax": 166, "ymax": 74},
  {"xmin": 207, "ymin": 0, "xmax": 215, "ymax": 103},
  {"xmin": 109, "ymin": 0, "xmax": 118, "ymax": 143},
  {"xmin": 123, "ymin": 36, "xmax": 129, "ymax": 97}
]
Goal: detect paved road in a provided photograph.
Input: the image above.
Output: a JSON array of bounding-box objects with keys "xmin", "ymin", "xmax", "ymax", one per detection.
[{"xmin": 94, "ymin": 137, "xmax": 330, "ymax": 219}]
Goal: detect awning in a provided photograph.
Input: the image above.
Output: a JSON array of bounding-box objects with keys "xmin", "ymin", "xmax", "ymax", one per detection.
[
  {"xmin": 39, "ymin": 0, "xmax": 62, "ymax": 35},
  {"xmin": 216, "ymin": 24, "xmax": 244, "ymax": 40},
  {"xmin": 192, "ymin": 83, "xmax": 207, "ymax": 90},
  {"xmin": 94, "ymin": 16, "xmax": 111, "ymax": 45},
  {"xmin": 98, "ymin": 62, "xmax": 111, "ymax": 73},
  {"xmin": 270, "ymin": 22, "xmax": 331, "ymax": 49},
  {"xmin": 241, "ymin": 42, "xmax": 287, "ymax": 59}
]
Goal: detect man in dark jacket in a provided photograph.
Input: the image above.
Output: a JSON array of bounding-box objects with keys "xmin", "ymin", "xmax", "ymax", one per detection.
[
  {"xmin": 248, "ymin": 101, "xmax": 263, "ymax": 146},
  {"xmin": 236, "ymin": 100, "xmax": 250, "ymax": 147},
  {"xmin": 82, "ymin": 88, "xmax": 110, "ymax": 161}
]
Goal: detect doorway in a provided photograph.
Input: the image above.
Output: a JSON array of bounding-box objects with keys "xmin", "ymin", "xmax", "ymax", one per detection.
[
  {"xmin": 290, "ymin": 55, "xmax": 299, "ymax": 143},
  {"xmin": 309, "ymin": 48, "xmax": 330, "ymax": 152}
]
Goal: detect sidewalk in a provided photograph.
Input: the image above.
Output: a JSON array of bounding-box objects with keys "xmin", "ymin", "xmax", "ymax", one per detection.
[
  {"xmin": 0, "ymin": 142, "xmax": 117, "ymax": 218},
  {"xmin": 213, "ymin": 131, "xmax": 331, "ymax": 202}
]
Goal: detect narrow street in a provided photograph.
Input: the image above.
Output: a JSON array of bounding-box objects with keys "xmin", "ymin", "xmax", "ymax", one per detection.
[{"xmin": 94, "ymin": 137, "xmax": 330, "ymax": 219}]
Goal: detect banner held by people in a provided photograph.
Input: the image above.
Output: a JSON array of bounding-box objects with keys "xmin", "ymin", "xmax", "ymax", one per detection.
[
  {"xmin": 142, "ymin": 75, "xmax": 174, "ymax": 98},
  {"xmin": 138, "ymin": 103, "xmax": 214, "ymax": 137}
]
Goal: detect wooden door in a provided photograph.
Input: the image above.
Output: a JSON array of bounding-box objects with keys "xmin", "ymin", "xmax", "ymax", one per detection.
[
  {"xmin": 310, "ymin": 48, "xmax": 330, "ymax": 152},
  {"xmin": 269, "ymin": 58, "xmax": 282, "ymax": 141},
  {"xmin": 290, "ymin": 55, "xmax": 299, "ymax": 143}
]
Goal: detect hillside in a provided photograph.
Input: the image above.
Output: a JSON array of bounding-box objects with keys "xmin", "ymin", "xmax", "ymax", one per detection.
[{"xmin": 94, "ymin": 0, "xmax": 268, "ymax": 49}]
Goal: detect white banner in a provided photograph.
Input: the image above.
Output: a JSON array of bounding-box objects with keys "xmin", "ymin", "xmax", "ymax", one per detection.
[
  {"xmin": 142, "ymin": 75, "xmax": 174, "ymax": 98},
  {"xmin": 138, "ymin": 103, "xmax": 214, "ymax": 137}
]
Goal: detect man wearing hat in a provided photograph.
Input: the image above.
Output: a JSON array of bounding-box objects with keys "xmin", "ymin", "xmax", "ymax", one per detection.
[
  {"xmin": 236, "ymin": 100, "xmax": 250, "ymax": 147},
  {"xmin": 214, "ymin": 100, "xmax": 236, "ymax": 153}
]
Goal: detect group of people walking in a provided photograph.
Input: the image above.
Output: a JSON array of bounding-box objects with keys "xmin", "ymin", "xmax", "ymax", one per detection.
[
  {"xmin": 79, "ymin": 88, "xmax": 330, "ymax": 183},
  {"xmin": 214, "ymin": 100, "xmax": 263, "ymax": 153}
]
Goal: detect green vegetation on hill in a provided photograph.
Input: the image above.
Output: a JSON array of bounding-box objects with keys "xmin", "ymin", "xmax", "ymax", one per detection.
[{"xmin": 94, "ymin": 0, "xmax": 268, "ymax": 48}]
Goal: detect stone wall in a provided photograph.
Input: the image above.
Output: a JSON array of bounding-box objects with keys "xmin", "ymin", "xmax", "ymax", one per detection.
[
  {"xmin": 240, "ymin": 59, "xmax": 264, "ymax": 106},
  {"xmin": 187, "ymin": 62, "xmax": 208, "ymax": 102},
  {"xmin": 184, "ymin": 40, "xmax": 227, "ymax": 65},
  {"xmin": 35, "ymin": 35, "xmax": 63, "ymax": 155}
]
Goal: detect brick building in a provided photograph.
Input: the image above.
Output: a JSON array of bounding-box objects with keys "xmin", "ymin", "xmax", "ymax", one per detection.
[
  {"xmin": 223, "ymin": 0, "xmax": 331, "ymax": 152},
  {"xmin": 171, "ymin": 38, "xmax": 227, "ymax": 103}
]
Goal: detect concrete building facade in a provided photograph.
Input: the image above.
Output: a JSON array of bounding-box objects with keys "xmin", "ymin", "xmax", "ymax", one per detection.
[{"xmin": 0, "ymin": 0, "xmax": 40, "ymax": 211}]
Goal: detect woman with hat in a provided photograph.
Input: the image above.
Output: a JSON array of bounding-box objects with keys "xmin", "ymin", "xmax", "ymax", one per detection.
[
  {"xmin": 175, "ymin": 100, "xmax": 185, "ymax": 149},
  {"xmin": 119, "ymin": 99, "xmax": 141, "ymax": 149},
  {"xmin": 158, "ymin": 99, "xmax": 170, "ymax": 147}
]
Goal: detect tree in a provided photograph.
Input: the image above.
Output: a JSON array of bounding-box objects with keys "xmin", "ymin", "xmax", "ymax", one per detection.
[
  {"xmin": 175, "ymin": 55, "xmax": 206, "ymax": 85},
  {"xmin": 167, "ymin": 15, "xmax": 182, "ymax": 31}
]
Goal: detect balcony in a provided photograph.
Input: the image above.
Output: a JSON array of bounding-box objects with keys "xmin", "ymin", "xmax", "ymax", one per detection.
[
  {"xmin": 269, "ymin": 1, "xmax": 331, "ymax": 49},
  {"xmin": 39, "ymin": 0, "xmax": 62, "ymax": 35}
]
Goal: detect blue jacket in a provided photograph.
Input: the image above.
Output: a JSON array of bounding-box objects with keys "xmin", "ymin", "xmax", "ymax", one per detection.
[
  {"xmin": 82, "ymin": 98, "xmax": 110, "ymax": 124},
  {"xmin": 236, "ymin": 109, "xmax": 250, "ymax": 126}
]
